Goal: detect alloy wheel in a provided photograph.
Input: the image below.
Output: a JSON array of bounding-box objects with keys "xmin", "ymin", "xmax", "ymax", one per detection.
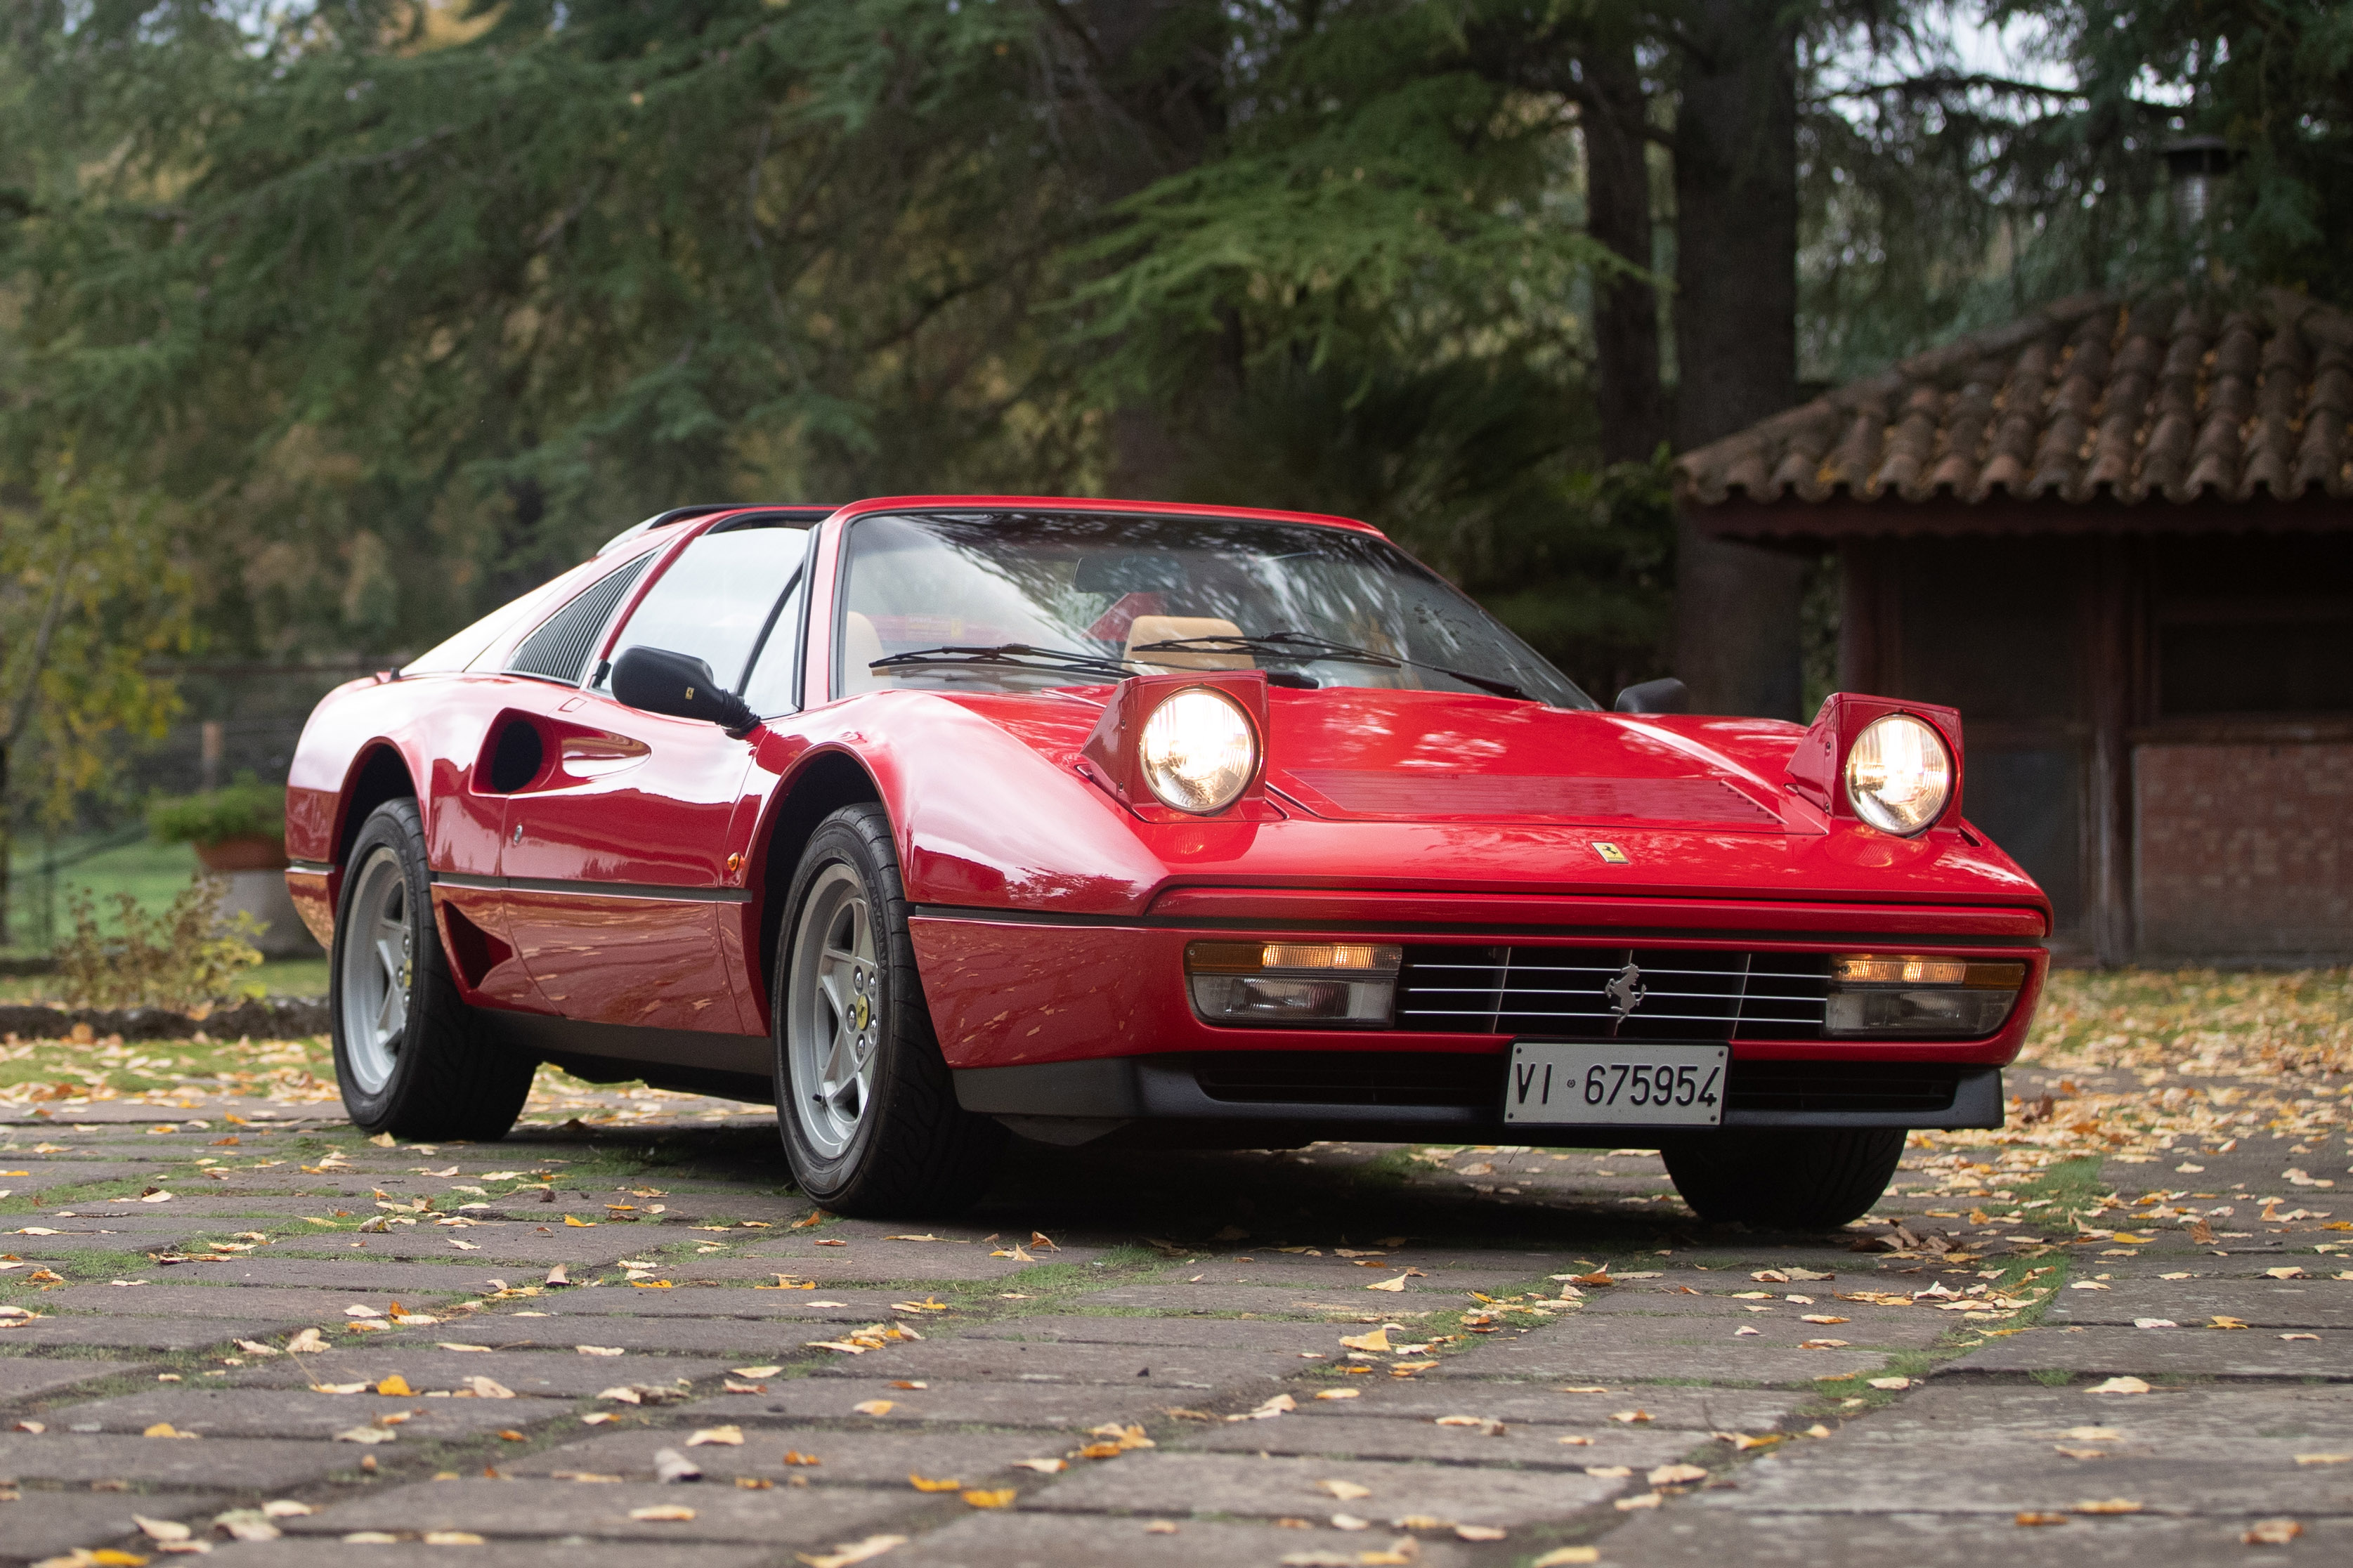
[{"xmin": 786, "ymin": 863, "xmax": 881, "ymax": 1159}]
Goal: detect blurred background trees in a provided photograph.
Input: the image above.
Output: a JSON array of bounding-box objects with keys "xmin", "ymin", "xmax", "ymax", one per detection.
[{"xmin": 0, "ymin": 0, "xmax": 2344, "ymax": 847}]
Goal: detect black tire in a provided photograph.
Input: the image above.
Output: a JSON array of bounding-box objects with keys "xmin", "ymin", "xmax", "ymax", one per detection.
[
  {"xmin": 330, "ymin": 799, "xmax": 535, "ymax": 1141},
  {"xmin": 772, "ymin": 803, "xmax": 1004, "ymax": 1215},
  {"xmin": 1660, "ymin": 1128, "xmax": 1905, "ymax": 1230}
]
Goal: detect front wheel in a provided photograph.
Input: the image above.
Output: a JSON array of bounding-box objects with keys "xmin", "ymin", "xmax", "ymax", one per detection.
[
  {"xmin": 1660, "ymin": 1128, "xmax": 1905, "ymax": 1230},
  {"xmin": 774, "ymin": 804, "xmax": 1003, "ymax": 1215},
  {"xmin": 330, "ymin": 799, "xmax": 535, "ymax": 1141}
]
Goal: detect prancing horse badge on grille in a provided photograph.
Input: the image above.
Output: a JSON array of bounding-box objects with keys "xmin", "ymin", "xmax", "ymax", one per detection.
[{"xmin": 1605, "ymin": 963, "xmax": 1646, "ymax": 1030}]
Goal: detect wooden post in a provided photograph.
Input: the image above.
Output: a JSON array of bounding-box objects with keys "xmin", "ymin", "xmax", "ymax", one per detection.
[{"xmin": 2085, "ymin": 538, "xmax": 2141, "ymax": 963}]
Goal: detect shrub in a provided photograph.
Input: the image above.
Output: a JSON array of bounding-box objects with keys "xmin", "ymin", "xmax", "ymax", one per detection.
[
  {"xmin": 148, "ymin": 771, "xmax": 286, "ymax": 847},
  {"xmin": 51, "ymin": 873, "xmax": 265, "ymax": 1012}
]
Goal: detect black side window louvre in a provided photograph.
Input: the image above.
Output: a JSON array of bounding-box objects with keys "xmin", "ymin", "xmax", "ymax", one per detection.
[{"xmin": 507, "ymin": 555, "xmax": 652, "ymax": 684}]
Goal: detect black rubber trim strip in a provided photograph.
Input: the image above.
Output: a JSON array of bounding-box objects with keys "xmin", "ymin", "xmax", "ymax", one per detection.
[
  {"xmin": 434, "ymin": 870, "xmax": 751, "ymax": 904},
  {"xmin": 907, "ymin": 902, "xmax": 2047, "ymax": 949}
]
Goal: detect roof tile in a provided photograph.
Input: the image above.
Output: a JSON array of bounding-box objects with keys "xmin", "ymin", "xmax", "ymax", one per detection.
[{"xmin": 1680, "ymin": 287, "xmax": 2353, "ymax": 507}]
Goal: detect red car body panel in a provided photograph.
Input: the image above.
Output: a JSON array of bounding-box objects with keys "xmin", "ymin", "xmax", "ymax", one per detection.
[{"xmin": 288, "ymin": 495, "xmax": 2052, "ymax": 1135}]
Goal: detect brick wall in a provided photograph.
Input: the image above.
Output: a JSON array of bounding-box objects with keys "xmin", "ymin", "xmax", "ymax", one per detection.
[{"xmin": 2136, "ymin": 742, "xmax": 2353, "ymax": 959}]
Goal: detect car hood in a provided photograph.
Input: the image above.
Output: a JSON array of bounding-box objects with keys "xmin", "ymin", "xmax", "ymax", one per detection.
[{"xmin": 867, "ymin": 687, "xmax": 2045, "ymax": 918}]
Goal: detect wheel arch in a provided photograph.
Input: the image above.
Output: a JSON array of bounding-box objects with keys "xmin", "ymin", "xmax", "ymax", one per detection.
[
  {"xmin": 336, "ymin": 745, "xmax": 419, "ymax": 869},
  {"xmin": 750, "ymin": 748, "xmax": 887, "ymax": 1013}
]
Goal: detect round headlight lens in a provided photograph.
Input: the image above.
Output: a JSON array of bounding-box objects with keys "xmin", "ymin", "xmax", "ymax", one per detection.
[
  {"xmin": 1843, "ymin": 713, "xmax": 1953, "ymax": 836},
  {"xmin": 1139, "ymin": 688, "xmax": 1257, "ymax": 814}
]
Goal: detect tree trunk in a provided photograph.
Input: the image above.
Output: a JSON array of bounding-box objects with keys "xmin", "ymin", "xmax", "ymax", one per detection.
[
  {"xmin": 1583, "ymin": 44, "xmax": 1667, "ymax": 466},
  {"xmin": 1670, "ymin": 0, "xmax": 1806, "ymax": 719}
]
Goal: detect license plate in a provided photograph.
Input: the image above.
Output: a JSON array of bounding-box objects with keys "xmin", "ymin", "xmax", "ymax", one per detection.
[{"xmin": 1503, "ymin": 1041, "xmax": 1728, "ymax": 1126}]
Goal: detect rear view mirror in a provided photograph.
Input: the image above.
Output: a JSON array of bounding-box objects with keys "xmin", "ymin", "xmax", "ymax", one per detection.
[
  {"xmin": 612, "ymin": 646, "xmax": 757, "ymax": 733},
  {"xmin": 1613, "ymin": 677, "xmax": 1689, "ymax": 714}
]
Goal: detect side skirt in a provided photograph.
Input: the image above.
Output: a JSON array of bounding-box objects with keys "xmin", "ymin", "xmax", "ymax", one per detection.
[{"xmin": 479, "ymin": 1010, "xmax": 774, "ymax": 1105}]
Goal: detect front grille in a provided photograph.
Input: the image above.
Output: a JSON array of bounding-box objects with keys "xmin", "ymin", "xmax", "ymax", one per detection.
[
  {"xmin": 1395, "ymin": 946, "xmax": 1830, "ymax": 1041},
  {"xmin": 1192, "ymin": 1051, "xmax": 1501, "ymax": 1106}
]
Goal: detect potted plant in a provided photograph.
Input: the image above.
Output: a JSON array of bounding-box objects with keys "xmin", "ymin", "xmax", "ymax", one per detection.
[{"xmin": 148, "ymin": 773, "xmax": 289, "ymax": 872}]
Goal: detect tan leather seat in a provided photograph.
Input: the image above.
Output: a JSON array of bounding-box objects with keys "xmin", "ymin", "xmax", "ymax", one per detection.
[
  {"xmin": 1123, "ymin": 615, "xmax": 1256, "ymax": 672},
  {"xmin": 842, "ymin": 611, "xmax": 887, "ymax": 693}
]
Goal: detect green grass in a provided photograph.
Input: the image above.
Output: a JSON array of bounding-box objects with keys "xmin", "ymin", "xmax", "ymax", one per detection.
[{"xmin": 6, "ymin": 835, "xmax": 204, "ymax": 947}]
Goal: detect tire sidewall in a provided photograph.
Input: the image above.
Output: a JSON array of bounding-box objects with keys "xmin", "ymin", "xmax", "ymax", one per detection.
[
  {"xmin": 330, "ymin": 802, "xmax": 434, "ymax": 1130},
  {"xmin": 773, "ymin": 810, "xmax": 917, "ymax": 1203}
]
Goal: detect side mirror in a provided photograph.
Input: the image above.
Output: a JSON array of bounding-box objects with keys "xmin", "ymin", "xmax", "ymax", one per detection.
[
  {"xmin": 612, "ymin": 646, "xmax": 758, "ymax": 733},
  {"xmin": 1613, "ymin": 677, "xmax": 1689, "ymax": 714}
]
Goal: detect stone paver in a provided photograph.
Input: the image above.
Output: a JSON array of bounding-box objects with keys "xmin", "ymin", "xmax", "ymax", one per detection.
[
  {"xmin": 276, "ymin": 1477, "xmax": 912, "ymax": 1543},
  {"xmin": 221, "ymin": 1347, "xmax": 734, "ymax": 1394},
  {"xmin": 6, "ymin": 1069, "xmax": 2349, "ymax": 1568},
  {"xmin": 898, "ymin": 1513, "xmax": 1483, "ymax": 1567},
  {"xmin": 1024, "ymin": 1449, "xmax": 1627, "ymax": 1524},
  {"xmin": 1941, "ymin": 1324, "xmax": 2353, "ymax": 1378},
  {"xmin": 0, "ymin": 1431, "xmax": 352, "ymax": 1488},
  {"xmin": 44, "ymin": 1386, "xmax": 578, "ymax": 1439},
  {"xmin": 0, "ymin": 1489, "xmax": 222, "ymax": 1563},
  {"xmin": 0, "ymin": 1357, "xmax": 153, "ymax": 1401}
]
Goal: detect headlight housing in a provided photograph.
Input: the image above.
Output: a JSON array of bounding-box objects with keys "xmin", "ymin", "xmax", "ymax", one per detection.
[
  {"xmin": 1826, "ymin": 953, "xmax": 2024, "ymax": 1037},
  {"xmin": 1843, "ymin": 713, "xmax": 1953, "ymax": 835},
  {"xmin": 1139, "ymin": 688, "xmax": 1257, "ymax": 814},
  {"xmin": 1186, "ymin": 941, "xmax": 1402, "ymax": 1026}
]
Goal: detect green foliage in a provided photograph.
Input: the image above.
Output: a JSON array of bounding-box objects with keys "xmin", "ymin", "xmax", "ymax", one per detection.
[
  {"xmin": 0, "ymin": 460, "xmax": 193, "ymax": 825},
  {"xmin": 51, "ymin": 872, "xmax": 265, "ymax": 1012},
  {"xmin": 147, "ymin": 773, "xmax": 287, "ymax": 848}
]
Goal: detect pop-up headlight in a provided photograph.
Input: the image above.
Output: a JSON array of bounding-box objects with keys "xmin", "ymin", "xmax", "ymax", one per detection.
[
  {"xmin": 1185, "ymin": 941, "xmax": 1402, "ymax": 1026},
  {"xmin": 1826, "ymin": 954, "xmax": 2024, "ymax": 1037}
]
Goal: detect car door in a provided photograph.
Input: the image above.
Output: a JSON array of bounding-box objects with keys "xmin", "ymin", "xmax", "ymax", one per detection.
[{"xmin": 495, "ymin": 516, "xmax": 813, "ymax": 1041}]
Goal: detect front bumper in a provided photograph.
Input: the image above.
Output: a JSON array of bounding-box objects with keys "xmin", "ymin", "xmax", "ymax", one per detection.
[
  {"xmin": 915, "ymin": 896, "xmax": 2042, "ymax": 1146},
  {"xmin": 953, "ymin": 1052, "xmax": 2004, "ymax": 1146}
]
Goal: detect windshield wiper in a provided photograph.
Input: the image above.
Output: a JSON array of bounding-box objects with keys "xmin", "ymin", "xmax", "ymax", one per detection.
[
  {"xmin": 1129, "ymin": 630, "xmax": 1532, "ymax": 702},
  {"xmin": 865, "ymin": 643, "xmax": 1137, "ymax": 682}
]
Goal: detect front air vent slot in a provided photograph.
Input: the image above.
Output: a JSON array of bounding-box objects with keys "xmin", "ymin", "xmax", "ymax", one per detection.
[{"xmin": 507, "ymin": 554, "xmax": 652, "ymax": 684}]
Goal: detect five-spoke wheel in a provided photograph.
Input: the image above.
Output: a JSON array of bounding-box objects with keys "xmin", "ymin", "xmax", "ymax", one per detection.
[
  {"xmin": 337, "ymin": 847, "xmax": 413, "ymax": 1096},
  {"xmin": 329, "ymin": 798, "xmax": 535, "ymax": 1140},
  {"xmin": 784, "ymin": 863, "xmax": 881, "ymax": 1158},
  {"xmin": 772, "ymin": 803, "xmax": 1003, "ymax": 1213}
]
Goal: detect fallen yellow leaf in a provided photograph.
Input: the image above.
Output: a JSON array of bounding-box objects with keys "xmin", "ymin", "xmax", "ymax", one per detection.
[
  {"xmin": 2244, "ymin": 1520, "xmax": 2304, "ymax": 1545},
  {"xmin": 2075, "ymin": 1498, "xmax": 2144, "ymax": 1515},
  {"xmin": 909, "ymin": 1473, "xmax": 963, "ymax": 1492},
  {"xmin": 852, "ymin": 1400, "xmax": 894, "ymax": 1417},
  {"xmin": 2014, "ymin": 1511, "xmax": 2069, "ymax": 1527},
  {"xmin": 628, "ymin": 1505, "xmax": 698, "ymax": 1521},
  {"xmin": 1338, "ymin": 1328, "xmax": 1391, "ymax": 1353},
  {"xmin": 374, "ymin": 1375, "xmax": 412, "ymax": 1397},
  {"xmin": 796, "ymin": 1536, "xmax": 906, "ymax": 1568},
  {"xmin": 962, "ymin": 1489, "xmax": 1017, "ymax": 1508}
]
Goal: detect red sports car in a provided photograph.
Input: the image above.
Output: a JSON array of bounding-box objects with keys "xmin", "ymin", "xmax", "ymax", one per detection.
[{"xmin": 287, "ymin": 497, "xmax": 2049, "ymax": 1227}]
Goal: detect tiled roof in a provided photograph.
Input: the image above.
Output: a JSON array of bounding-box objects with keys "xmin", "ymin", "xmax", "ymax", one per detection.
[{"xmin": 1676, "ymin": 287, "xmax": 2353, "ymax": 508}]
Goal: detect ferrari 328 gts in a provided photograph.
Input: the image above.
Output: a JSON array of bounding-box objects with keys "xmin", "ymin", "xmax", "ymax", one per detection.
[{"xmin": 286, "ymin": 497, "xmax": 2049, "ymax": 1228}]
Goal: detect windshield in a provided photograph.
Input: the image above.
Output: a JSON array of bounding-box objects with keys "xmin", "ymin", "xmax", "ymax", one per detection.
[{"xmin": 835, "ymin": 510, "xmax": 1593, "ymax": 707}]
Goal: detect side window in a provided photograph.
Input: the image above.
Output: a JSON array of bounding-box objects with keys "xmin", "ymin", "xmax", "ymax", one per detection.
[
  {"xmin": 507, "ymin": 554, "xmax": 653, "ymax": 684},
  {"xmin": 596, "ymin": 521, "xmax": 808, "ymax": 695},
  {"xmin": 738, "ymin": 570, "xmax": 807, "ymax": 717}
]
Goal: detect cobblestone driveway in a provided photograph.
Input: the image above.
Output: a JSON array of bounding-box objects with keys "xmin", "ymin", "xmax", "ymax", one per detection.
[{"xmin": 3, "ymin": 1059, "xmax": 2347, "ymax": 1567}]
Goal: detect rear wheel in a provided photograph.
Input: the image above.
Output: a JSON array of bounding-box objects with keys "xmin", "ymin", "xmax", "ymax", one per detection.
[
  {"xmin": 330, "ymin": 799, "xmax": 535, "ymax": 1141},
  {"xmin": 774, "ymin": 803, "xmax": 1003, "ymax": 1215},
  {"xmin": 1660, "ymin": 1128, "xmax": 1905, "ymax": 1230}
]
